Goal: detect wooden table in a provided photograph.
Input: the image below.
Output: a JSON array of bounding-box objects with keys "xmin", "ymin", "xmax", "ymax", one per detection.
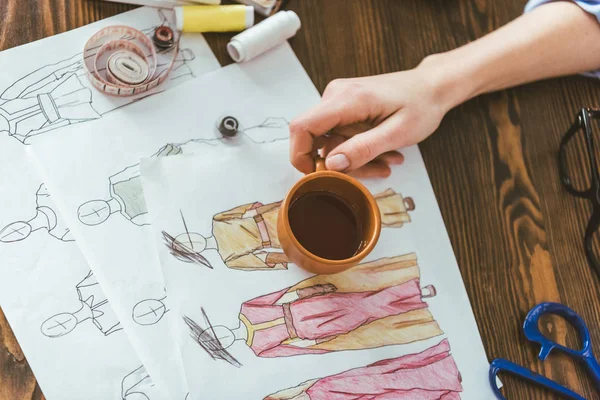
[{"xmin": 1, "ymin": 1, "xmax": 599, "ymax": 399}]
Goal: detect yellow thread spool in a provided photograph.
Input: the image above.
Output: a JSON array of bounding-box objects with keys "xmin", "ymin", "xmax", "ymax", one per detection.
[{"xmin": 175, "ymin": 5, "xmax": 255, "ymax": 33}]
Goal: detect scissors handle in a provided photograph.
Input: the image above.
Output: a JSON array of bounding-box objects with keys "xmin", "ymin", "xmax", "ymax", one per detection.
[
  {"xmin": 489, "ymin": 358, "xmax": 586, "ymax": 400},
  {"xmin": 523, "ymin": 302, "xmax": 600, "ymax": 390}
]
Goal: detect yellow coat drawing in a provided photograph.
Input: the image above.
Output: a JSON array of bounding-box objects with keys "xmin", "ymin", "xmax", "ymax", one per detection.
[{"xmin": 212, "ymin": 190, "xmax": 415, "ymax": 271}]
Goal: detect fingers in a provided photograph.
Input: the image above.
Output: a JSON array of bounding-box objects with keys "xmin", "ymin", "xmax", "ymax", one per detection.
[
  {"xmin": 348, "ymin": 160, "xmax": 392, "ymax": 179},
  {"xmin": 377, "ymin": 151, "xmax": 404, "ymax": 166},
  {"xmin": 320, "ymin": 134, "xmax": 404, "ymax": 177},
  {"xmin": 320, "ymin": 133, "xmax": 346, "ymax": 158},
  {"xmin": 325, "ymin": 113, "xmax": 404, "ymax": 172},
  {"xmin": 346, "ymin": 152, "xmax": 404, "ymax": 179},
  {"xmin": 290, "ymin": 93, "xmax": 373, "ymax": 174}
]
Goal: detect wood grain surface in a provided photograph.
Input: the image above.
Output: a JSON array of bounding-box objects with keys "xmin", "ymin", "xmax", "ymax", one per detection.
[{"xmin": 1, "ymin": 0, "xmax": 599, "ymax": 399}]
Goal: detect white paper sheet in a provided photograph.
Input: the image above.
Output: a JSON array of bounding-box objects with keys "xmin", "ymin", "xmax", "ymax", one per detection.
[
  {"xmin": 29, "ymin": 43, "xmax": 320, "ymax": 400},
  {"xmin": 0, "ymin": 211, "xmax": 163, "ymax": 400},
  {"xmin": 0, "ymin": 6, "xmax": 219, "ymax": 399},
  {"xmin": 139, "ymin": 140, "xmax": 496, "ymax": 399}
]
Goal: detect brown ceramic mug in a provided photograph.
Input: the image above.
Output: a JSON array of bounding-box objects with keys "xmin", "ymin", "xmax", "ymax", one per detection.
[{"xmin": 277, "ymin": 157, "xmax": 382, "ymax": 275}]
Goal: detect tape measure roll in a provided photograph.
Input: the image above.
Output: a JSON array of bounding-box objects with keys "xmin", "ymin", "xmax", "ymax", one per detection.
[{"xmin": 83, "ymin": 25, "xmax": 179, "ymax": 97}]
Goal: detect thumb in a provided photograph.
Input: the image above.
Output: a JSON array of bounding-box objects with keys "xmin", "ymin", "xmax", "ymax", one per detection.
[{"xmin": 325, "ymin": 114, "xmax": 403, "ymax": 172}]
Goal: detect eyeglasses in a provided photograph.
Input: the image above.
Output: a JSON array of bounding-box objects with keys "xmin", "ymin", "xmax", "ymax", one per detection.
[{"xmin": 558, "ymin": 108, "xmax": 600, "ymax": 281}]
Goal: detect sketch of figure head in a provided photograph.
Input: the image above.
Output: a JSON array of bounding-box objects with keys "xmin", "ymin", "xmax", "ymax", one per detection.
[
  {"xmin": 78, "ymin": 199, "xmax": 115, "ymax": 226},
  {"xmin": 40, "ymin": 312, "xmax": 78, "ymax": 338},
  {"xmin": 122, "ymin": 365, "xmax": 153, "ymax": 400},
  {"xmin": 162, "ymin": 231, "xmax": 212, "ymax": 269},
  {"xmin": 0, "ymin": 184, "xmax": 74, "ymax": 243},
  {"xmin": 0, "ymin": 221, "xmax": 33, "ymax": 243},
  {"xmin": 41, "ymin": 270, "xmax": 122, "ymax": 338},
  {"xmin": 132, "ymin": 297, "xmax": 169, "ymax": 326},
  {"xmin": 183, "ymin": 308, "xmax": 243, "ymax": 368}
]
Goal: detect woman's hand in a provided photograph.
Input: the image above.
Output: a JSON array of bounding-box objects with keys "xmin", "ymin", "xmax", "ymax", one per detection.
[
  {"xmin": 290, "ymin": 1, "xmax": 600, "ymax": 179},
  {"xmin": 289, "ymin": 65, "xmax": 453, "ymax": 178}
]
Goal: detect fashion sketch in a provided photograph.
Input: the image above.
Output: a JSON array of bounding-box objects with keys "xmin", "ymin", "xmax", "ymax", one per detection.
[
  {"xmin": 0, "ymin": 183, "xmax": 73, "ymax": 243},
  {"xmin": 0, "ymin": 10, "xmax": 196, "ymax": 145},
  {"xmin": 121, "ymin": 365, "xmax": 154, "ymax": 400},
  {"xmin": 132, "ymin": 294, "xmax": 169, "ymax": 326},
  {"xmin": 40, "ymin": 270, "xmax": 122, "ymax": 338},
  {"xmin": 265, "ymin": 339, "xmax": 463, "ymax": 400},
  {"xmin": 185, "ymin": 254, "xmax": 442, "ymax": 366},
  {"xmin": 77, "ymin": 117, "xmax": 291, "ymax": 227},
  {"xmin": 163, "ymin": 190, "xmax": 415, "ymax": 271}
]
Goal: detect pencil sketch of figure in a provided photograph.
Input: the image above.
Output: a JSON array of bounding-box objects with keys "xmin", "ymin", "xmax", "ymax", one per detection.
[
  {"xmin": 132, "ymin": 294, "xmax": 169, "ymax": 326},
  {"xmin": 0, "ymin": 10, "xmax": 196, "ymax": 145},
  {"xmin": 184, "ymin": 254, "xmax": 442, "ymax": 366},
  {"xmin": 265, "ymin": 339, "xmax": 463, "ymax": 400},
  {"xmin": 40, "ymin": 270, "xmax": 122, "ymax": 338},
  {"xmin": 122, "ymin": 365, "xmax": 154, "ymax": 400},
  {"xmin": 0, "ymin": 183, "xmax": 74, "ymax": 243},
  {"xmin": 77, "ymin": 117, "xmax": 291, "ymax": 227},
  {"xmin": 163, "ymin": 190, "xmax": 415, "ymax": 271}
]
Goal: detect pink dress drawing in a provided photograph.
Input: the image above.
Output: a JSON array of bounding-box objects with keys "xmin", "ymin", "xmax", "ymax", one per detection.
[
  {"xmin": 240, "ymin": 278, "xmax": 429, "ymax": 357},
  {"xmin": 265, "ymin": 339, "xmax": 463, "ymax": 400}
]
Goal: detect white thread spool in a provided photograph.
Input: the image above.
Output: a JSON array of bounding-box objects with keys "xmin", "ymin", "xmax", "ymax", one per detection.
[{"xmin": 227, "ymin": 11, "xmax": 301, "ymax": 63}]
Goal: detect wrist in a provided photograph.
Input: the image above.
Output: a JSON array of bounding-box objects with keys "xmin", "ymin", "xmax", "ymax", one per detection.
[{"xmin": 416, "ymin": 51, "xmax": 483, "ymax": 114}]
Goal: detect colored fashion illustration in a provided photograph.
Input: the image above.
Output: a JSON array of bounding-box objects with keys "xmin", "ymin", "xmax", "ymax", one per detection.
[
  {"xmin": 184, "ymin": 254, "xmax": 442, "ymax": 367},
  {"xmin": 40, "ymin": 270, "xmax": 122, "ymax": 338},
  {"xmin": 0, "ymin": 10, "xmax": 196, "ymax": 145},
  {"xmin": 132, "ymin": 294, "xmax": 169, "ymax": 326},
  {"xmin": 0, "ymin": 183, "xmax": 74, "ymax": 243},
  {"xmin": 163, "ymin": 190, "xmax": 415, "ymax": 271},
  {"xmin": 76, "ymin": 117, "xmax": 290, "ymax": 228},
  {"xmin": 265, "ymin": 339, "xmax": 463, "ymax": 400},
  {"xmin": 121, "ymin": 365, "xmax": 153, "ymax": 400}
]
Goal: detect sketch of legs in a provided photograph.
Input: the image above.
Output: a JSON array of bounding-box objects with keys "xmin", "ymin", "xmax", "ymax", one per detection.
[
  {"xmin": 184, "ymin": 254, "xmax": 443, "ymax": 366},
  {"xmin": 264, "ymin": 339, "xmax": 463, "ymax": 400},
  {"xmin": 0, "ymin": 184, "xmax": 74, "ymax": 243},
  {"xmin": 0, "ymin": 9, "xmax": 198, "ymax": 145},
  {"xmin": 132, "ymin": 295, "xmax": 169, "ymax": 326},
  {"xmin": 40, "ymin": 270, "xmax": 122, "ymax": 338},
  {"xmin": 163, "ymin": 190, "xmax": 415, "ymax": 272},
  {"xmin": 122, "ymin": 365, "xmax": 154, "ymax": 400}
]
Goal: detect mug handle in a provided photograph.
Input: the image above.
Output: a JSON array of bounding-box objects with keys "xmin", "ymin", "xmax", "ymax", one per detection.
[{"xmin": 316, "ymin": 157, "xmax": 327, "ymax": 172}]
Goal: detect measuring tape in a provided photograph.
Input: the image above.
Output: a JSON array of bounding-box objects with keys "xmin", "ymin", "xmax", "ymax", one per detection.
[{"xmin": 83, "ymin": 25, "xmax": 179, "ymax": 97}]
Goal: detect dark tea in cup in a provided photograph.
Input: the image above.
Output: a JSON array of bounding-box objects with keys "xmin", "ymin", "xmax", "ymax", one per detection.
[{"xmin": 288, "ymin": 191, "xmax": 363, "ymax": 260}]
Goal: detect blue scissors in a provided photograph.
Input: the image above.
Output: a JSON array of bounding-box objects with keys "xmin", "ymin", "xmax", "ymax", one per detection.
[{"xmin": 489, "ymin": 302, "xmax": 600, "ymax": 399}]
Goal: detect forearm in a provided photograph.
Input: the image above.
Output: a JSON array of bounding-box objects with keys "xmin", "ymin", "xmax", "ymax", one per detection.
[{"xmin": 420, "ymin": 1, "xmax": 600, "ymax": 112}]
